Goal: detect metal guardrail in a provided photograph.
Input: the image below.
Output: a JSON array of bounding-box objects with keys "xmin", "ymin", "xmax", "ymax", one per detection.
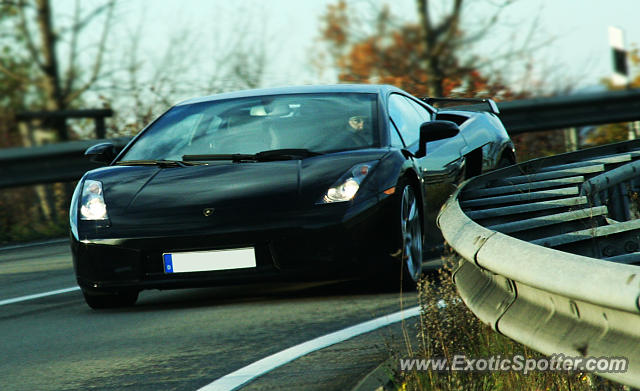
[
  {"xmin": 0, "ymin": 137, "xmax": 130, "ymax": 188},
  {"xmin": 438, "ymin": 139, "xmax": 640, "ymax": 387},
  {"xmin": 3, "ymin": 88, "xmax": 640, "ymax": 188},
  {"xmin": 499, "ymin": 88, "xmax": 640, "ymax": 135},
  {"xmin": 17, "ymin": 109, "xmax": 114, "ymax": 139}
]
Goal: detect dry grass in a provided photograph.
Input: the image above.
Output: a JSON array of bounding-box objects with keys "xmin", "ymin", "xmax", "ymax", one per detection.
[
  {"xmin": 0, "ymin": 183, "xmax": 70, "ymax": 245},
  {"xmin": 394, "ymin": 256, "xmax": 628, "ymax": 391}
]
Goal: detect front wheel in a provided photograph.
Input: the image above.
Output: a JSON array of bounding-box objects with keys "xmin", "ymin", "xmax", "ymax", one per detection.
[
  {"xmin": 380, "ymin": 180, "xmax": 423, "ymax": 290},
  {"xmin": 82, "ymin": 289, "xmax": 139, "ymax": 310},
  {"xmin": 399, "ymin": 183, "xmax": 423, "ymax": 286}
]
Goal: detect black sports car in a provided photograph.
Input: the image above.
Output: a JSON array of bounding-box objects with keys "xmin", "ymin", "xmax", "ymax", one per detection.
[{"xmin": 70, "ymin": 84, "xmax": 515, "ymax": 308}]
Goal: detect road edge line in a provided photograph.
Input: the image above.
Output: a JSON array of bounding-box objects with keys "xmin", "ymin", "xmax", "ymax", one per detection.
[
  {"xmin": 198, "ymin": 305, "xmax": 420, "ymax": 391},
  {"xmin": 0, "ymin": 286, "xmax": 80, "ymax": 306}
]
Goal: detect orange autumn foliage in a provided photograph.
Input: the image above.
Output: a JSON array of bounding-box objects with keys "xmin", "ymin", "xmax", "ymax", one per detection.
[
  {"xmin": 319, "ymin": 0, "xmax": 521, "ymax": 101},
  {"xmin": 318, "ymin": 0, "xmax": 567, "ymax": 161}
]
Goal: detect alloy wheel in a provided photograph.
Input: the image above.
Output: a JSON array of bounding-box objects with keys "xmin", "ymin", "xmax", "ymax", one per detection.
[{"xmin": 400, "ymin": 185, "xmax": 422, "ymax": 281}]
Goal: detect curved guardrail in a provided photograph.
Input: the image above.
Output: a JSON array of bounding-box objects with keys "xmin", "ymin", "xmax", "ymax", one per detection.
[{"xmin": 438, "ymin": 139, "xmax": 640, "ymax": 387}]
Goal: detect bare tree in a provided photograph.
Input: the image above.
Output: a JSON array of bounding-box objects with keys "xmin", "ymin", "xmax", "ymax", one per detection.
[
  {"xmin": 6, "ymin": 0, "xmax": 116, "ymax": 141},
  {"xmin": 0, "ymin": 0, "xmax": 276, "ymax": 238},
  {"xmin": 415, "ymin": 0, "xmax": 531, "ymax": 96},
  {"xmin": 101, "ymin": 2, "xmax": 272, "ymax": 136},
  {"xmin": 319, "ymin": 0, "xmax": 553, "ymax": 99},
  {"xmin": 0, "ymin": 0, "xmax": 116, "ymax": 224}
]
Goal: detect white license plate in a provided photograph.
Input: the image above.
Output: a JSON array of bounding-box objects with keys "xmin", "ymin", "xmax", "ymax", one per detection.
[{"xmin": 162, "ymin": 247, "xmax": 256, "ymax": 274}]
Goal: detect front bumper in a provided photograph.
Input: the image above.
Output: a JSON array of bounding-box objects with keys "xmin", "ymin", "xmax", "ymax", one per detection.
[{"xmin": 72, "ymin": 195, "xmax": 395, "ymax": 292}]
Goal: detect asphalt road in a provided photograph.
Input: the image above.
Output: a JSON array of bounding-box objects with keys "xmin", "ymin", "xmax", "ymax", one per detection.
[{"xmin": 0, "ymin": 241, "xmax": 421, "ymax": 391}]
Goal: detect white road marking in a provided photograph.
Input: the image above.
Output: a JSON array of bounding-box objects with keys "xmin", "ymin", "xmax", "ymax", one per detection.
[
  {"xmin": 199, "ymin": 305, "xmax": 421, "ymax": 391},
  {"xmin": 0, "ymin": 286, "xmax": 80, "ymax": 306}
]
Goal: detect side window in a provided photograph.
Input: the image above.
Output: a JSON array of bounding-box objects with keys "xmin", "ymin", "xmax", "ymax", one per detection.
[
  {"xmin": 388, "ymin": 94, "xmax": 422, "ymax": 146},
  {"xmin": 389, "ymin": 121, "xmax": 405, "ymax": 148},
  {"xmin": 405, "ymin": 97, "xmax": 433, "ymax": 123}
]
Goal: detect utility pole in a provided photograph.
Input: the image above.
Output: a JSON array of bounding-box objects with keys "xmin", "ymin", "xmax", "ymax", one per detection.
[{"xmin": 608, "ymin": 26, "xmax": 638, "ymax": 140}]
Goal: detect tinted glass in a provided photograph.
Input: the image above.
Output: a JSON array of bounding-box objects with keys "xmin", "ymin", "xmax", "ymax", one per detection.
[
  {"xmin": 388, "ymin": 94, "xmax": 422, "ymax": 146},
  {"xmin": 389, "ymin": 123, "xmax": 405, "ymax": 148},
  {"xmin": 121, "ymin": 93, "xmax": 378, "ymax": 161},
  {"xmin": 406, "ymin": 97, "xmax": 432, "ymax": 123}
]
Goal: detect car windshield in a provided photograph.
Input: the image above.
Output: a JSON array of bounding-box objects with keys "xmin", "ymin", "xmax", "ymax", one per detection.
[{"xmin": 120, "ymin": 93, "xmax": 379, "ymax": 161}]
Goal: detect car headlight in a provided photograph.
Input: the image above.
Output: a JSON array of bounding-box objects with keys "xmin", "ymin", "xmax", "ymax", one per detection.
[
  {"xmin": 80, "ymin": 180, "xmax": 109, "ymax": 220},
  {"xmin": 320, "ymin": 161, "xmax": 377, "ymax": 203}
]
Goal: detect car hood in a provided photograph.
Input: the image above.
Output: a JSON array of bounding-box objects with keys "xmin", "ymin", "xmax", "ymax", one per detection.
[{"xmin": 83, "ymin": 149, "xmax": 387, "ymax": 236}]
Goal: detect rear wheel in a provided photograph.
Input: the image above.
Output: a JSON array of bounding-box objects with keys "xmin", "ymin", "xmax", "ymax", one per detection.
[
  {"xmin": 82, "ymin": 289, "xmax": 139, "ymax": 310},
  {"xmin": 496, "ymin": 158, "xmax": 511, "ymax": 169},
  {"xmin": 495, "ymin": 153, "xmax": 515, "ymax": 169}
]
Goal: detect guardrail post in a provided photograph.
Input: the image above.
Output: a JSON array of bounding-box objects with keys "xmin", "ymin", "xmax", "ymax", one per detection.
[
  {"xmin": 564, "ymin": 127, "xmax": 579, "ymax": 151},
  {"xmin": 95, "ymin": 117, "xmax": 106, "ymax": 139},
  {"xmin": 16, "ymin": 109, "xmax": 113, "ymax": 142},
  {"xmin": 629, "ymin": 121, "xmax": 640, "ymax": 140}
]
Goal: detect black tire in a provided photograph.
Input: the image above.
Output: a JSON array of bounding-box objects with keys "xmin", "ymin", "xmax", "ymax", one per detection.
[
  {"xmin": 82, "ymin": 289, "xmax": 139, "ymax": 310},
  {"xmin": 387, "ymin": 179, "xmax": 424, "ymax": 290},
  {"xmin": 495, "ymin": 155, "xmax": 513, "ymax": 169}
]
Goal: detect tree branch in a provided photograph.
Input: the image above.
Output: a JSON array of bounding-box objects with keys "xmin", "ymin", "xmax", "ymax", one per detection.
[
  {"xmin": 431, "ymin": 0, "xmax": 463, "ymax": 57},
  {"xmin": 73, "ymin": 2, "xmax": 113, "ymax": 32},
  {"xmin": 63, "ymin": 0, "xmax": 80, "ymax": 98},
  {"xmin": 64, "ymin": 0, "xmax": 115, "ymax": 105},
  {"xmin": 17, "ymin": 0, "xmax": 44, "ymax": 70},
  {"xmin": 417, "ymin": 0, "xmax": 431, "ymax": 35},
  {"xmin": 0, "ymin": 61, "xmax": 31, "ymax": 83}
]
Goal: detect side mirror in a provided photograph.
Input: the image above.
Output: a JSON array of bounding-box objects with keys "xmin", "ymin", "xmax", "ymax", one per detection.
[
  {"xmin": 415, "ymin": 121, "xmax": 460, "ymax": 158},
  {"xmin": 85, "ymin": 142, "xmax": 117, "ymax": 164}
]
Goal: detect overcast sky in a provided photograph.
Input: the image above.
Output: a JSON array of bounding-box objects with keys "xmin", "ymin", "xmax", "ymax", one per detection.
[{"xmin": 56, "ymin": 0, "xmax": 640, "ymax": 96}]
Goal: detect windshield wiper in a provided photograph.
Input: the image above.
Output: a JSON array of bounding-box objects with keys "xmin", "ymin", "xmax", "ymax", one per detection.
[
  {"xmin": 255, "ymin": 149, "xmax": 323, "ymax": 160},
  {"xmin": 181, "ymin": 154, "xmax": 255, "ymax": 162},
  {"xmin": 183, "ymin": 149, "xmax": 323, "ymax": 162},
  {"xmin": 115, "ymin": 159, "xmax": 202, "ymax": 167}
]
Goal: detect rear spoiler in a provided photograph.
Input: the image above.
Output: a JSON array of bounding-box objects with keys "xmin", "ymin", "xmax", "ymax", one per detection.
[{"xmin": 421, "ymin": 97, "xmax": 500, "ymax": 115}]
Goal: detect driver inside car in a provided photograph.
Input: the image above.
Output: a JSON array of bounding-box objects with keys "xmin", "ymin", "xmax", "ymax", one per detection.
[{"xmin": 345, "ymin": 114, "xmax": 371, "ymax": 147}]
